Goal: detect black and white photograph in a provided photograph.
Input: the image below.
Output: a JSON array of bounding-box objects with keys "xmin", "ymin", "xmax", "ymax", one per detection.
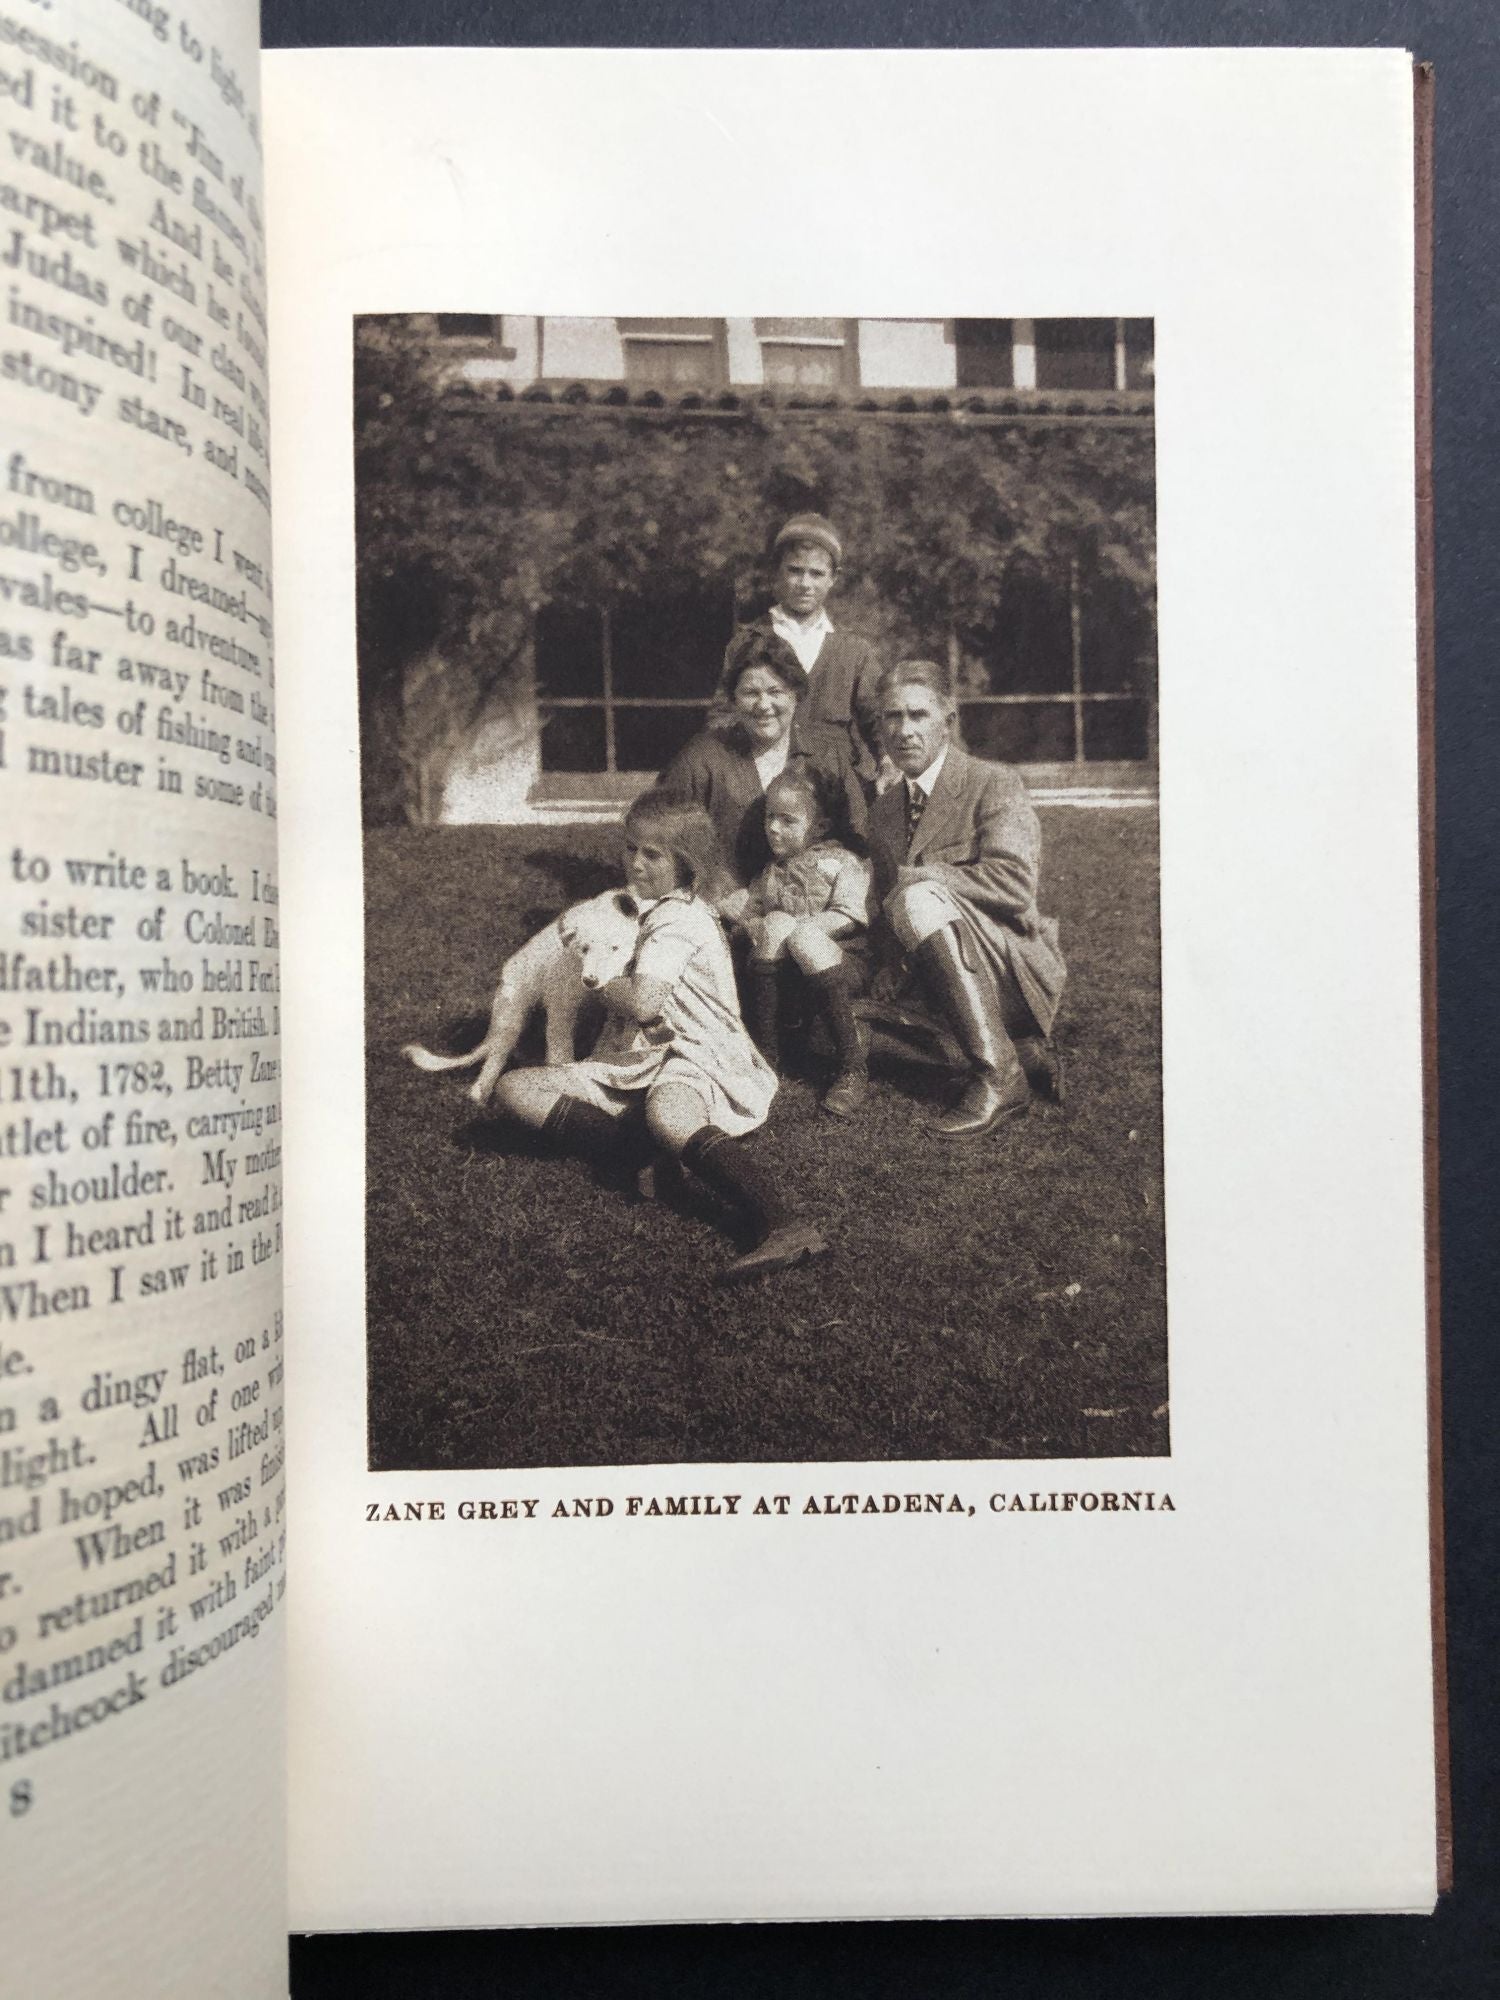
[{"xmin": 357, "ymin": 312, "xmax": 1165, "ymax": 1470}]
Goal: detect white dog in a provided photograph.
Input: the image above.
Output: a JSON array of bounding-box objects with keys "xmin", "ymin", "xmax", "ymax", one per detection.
[{"xmin": 403, "ymin": 890, "xmax": 642, "ymax": 1104}]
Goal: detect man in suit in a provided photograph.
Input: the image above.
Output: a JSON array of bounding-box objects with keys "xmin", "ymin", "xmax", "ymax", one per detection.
[
  {"xmin": 864, "ymin": 658, "xmax": 1066, "ymax": 1138},
  {"xmin": 719, "ymin": 513, "xmax": 883, "ymax": 798}
]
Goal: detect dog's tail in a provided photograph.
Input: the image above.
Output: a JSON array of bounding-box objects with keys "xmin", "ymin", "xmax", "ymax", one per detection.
[{"xmin": 401, "ymin": 1041, "xmax": 485, "ymax": 1073}]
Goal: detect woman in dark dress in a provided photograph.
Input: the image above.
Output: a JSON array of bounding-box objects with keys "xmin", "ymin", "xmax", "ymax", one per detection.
[{"xmin": 654, "ymin": 630, "xmax": 866, "ymax": 893}]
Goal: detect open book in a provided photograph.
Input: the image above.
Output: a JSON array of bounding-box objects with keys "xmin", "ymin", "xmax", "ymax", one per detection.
[{"xmin": 3, "ymin": 15, "xmax": 1441, "ymax": 1993}]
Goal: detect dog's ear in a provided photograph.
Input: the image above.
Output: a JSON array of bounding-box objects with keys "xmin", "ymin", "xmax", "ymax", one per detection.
[{"xmin": 614, "ymin": 892, "xmax": 639, "ymax": 919}]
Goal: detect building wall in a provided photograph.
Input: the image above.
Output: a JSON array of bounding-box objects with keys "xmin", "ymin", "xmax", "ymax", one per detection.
[
  {"xmin": 725, "ymin": 319, "xmax": 763, "ymax": 383},
  {"xmin": 538, "ymin": 316, "xmax": 626, "ymax": 379},
  {"xmin": 439, "ymin": 717, "xmax": 541, "ymax": 822},
  {"xmin": 418, "ymin": 314, "xmax": 1160, "ymax": 400},
  {"xmin": 856, "ymin": 319, "xmax": 956, "ymax": 388},
  {"xmin": 416, "ymin": 315, "xmax": 1152, "ymax": 399}
]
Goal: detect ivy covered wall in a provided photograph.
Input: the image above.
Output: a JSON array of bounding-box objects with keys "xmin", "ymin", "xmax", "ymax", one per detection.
[{"xmin": 355, "ymin": 316, "xmax": 1157, "ymax": 824}]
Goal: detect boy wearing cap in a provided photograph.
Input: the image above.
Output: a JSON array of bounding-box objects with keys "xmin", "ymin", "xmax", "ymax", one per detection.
[{"xmin": 719, "ymin": 513, "xmax": 884, "ymax": 798}]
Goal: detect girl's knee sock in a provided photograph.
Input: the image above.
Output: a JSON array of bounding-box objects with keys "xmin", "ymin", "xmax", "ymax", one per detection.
[
  {"xmin": 680, "ymin": 1126, "xmax": 789, "ymax": 1245},
  {"xmin": 543, "ymin": 1095, "xmax": 656, "ymax": 1193},
  {"xmin": 745, "ymin": 959, "xmax": 782, "ymax": 1067},
  {"xmin": 542, "ymin": 1094, "xmax": 622, "ymax": 1167}
]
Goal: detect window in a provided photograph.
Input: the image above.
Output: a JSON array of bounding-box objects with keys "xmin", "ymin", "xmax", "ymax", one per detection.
[
  {"xmin": 955, "ymin": 558, "xmax": 1156, "ymax": 767},
  {"xmin": 755, "ymin": 317, "xmax": 855, "ymax": 390},
  {"xmin": 953, "ymin": 319, "xmax": 1015, "ymax": 389},
  {"xmin": 617, "ymin": 318, "xmax": 726, "ymax": 391},
  {"xmin": 434, "ymin": 314, "xmax": 497, "ymax": 337},
  {"xmin": 535, "ymin": 587, "xmax": 736, "ymax": 775},
  {"xmin": 1033, "ymin": 318, "xmax": 1117, "ymax": 391}
]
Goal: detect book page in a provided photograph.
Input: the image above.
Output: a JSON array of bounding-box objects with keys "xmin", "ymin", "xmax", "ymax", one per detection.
[
  {"xmin": 268, "ymin": 47, "xmax": 1435, "ymax": 1927},
  {"xmin": 1, "ymin": 4, "xmax": 285, "ymax": 1995}
]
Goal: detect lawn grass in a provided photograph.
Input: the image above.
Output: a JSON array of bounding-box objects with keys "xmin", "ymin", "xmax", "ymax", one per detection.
[{"xmin": 364, "ymin": 808, "xmax": 1167, "ymax": 1469}]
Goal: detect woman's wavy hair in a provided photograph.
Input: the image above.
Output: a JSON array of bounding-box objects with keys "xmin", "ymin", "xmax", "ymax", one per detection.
[
  {"xmin": 722, "ymin": 628, "xmax": 805, "ymax": 701},
  {"xmin": 622, "ymin": 793, "xmax": 733, "ymax": 902}
]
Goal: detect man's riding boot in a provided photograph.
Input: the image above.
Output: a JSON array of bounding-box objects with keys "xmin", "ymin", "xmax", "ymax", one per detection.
[
  {"xmin": 914, "ymin": 923, "xmax": 1030, "ymax": 1138},
  {"xmin": 1015, "ymin": 1035, "xmax": 1066, "ymax": 1105}
]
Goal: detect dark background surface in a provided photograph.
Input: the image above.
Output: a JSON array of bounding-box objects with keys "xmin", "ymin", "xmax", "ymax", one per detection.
[{"xmin": 264, "ymin": 2, "xmax": 1499, "ymax": 1994}]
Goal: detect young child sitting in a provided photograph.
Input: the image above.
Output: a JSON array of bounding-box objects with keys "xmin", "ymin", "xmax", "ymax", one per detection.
[
  {"xmin": 726, "ymin": 768, "xmax": 873, "ymax": 1120},
  {"xmin": 494, "ymin": 794, "xmax": 827, "ymax": 1283}
]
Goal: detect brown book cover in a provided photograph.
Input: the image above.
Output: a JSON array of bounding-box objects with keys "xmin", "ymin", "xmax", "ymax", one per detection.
[{"xmin": 1413, "ymin": 56, "xmax": 1451, "ymax": 1898}]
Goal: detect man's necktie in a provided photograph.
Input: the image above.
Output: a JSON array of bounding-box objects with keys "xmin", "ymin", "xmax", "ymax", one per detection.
[{"xmin": 906, "ymin": 782, "xmax": 927, "ymax": 850}]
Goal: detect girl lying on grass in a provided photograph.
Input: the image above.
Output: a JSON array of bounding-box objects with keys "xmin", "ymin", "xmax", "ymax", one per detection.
[
  {"xmin": 495, "ymin": 794, "xmax": 829, "ymax": 1283},
  {"xmin": 721, "ymin": 768, "xmax": 873, "ymax": 1121}
]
